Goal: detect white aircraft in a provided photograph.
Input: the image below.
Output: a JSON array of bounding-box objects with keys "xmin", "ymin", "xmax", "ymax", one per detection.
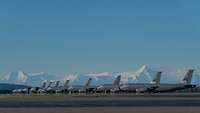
[
  {"xmin": 119, "ymin": 72, "xmax": 162, "ymax": 93},
  {"xmin": 46, "ymin": 80, "xmax": 70, "ymax": 93},
  {"xmin": 95, "ymin": 75, "xmax": 121, "ymax": 93},
  {"xmin": 153, "ymin": 69, "xmax": 196, "ymax": 93},
  {"xmin": 29, "ymin": 81, "xmax": 47, "ymax": 94},
  {"xmin": 68, "ymin": 78, "xmax": 92, "ymax": 93}
]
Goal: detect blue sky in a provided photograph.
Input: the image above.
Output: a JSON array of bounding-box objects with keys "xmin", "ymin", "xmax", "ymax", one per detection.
[{"xmin": 0, "ymin": 0, "xmax": 200, "ymax": 74}]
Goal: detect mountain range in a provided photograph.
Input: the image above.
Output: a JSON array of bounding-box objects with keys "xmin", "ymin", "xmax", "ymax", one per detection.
[{"xmin": 0, "ymin": 65, "xmax": 199, "ymax": 87}]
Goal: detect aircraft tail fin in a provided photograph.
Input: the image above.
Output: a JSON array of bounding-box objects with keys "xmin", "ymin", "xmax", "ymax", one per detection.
[
  {"xmin": 113, "ymin": 75, "xmax": 121, "ymax": 85},
  {"xmin": 182, "ymin": 69, "xmax": 194, "ymax": 84},
  {"xmin": 47, "ymin": 81, "xmax": 53, "ymax": 88},
  {"xmin": 41, "ymin": 82, "xmax": 46, "ymax": 88},
  {"xmin": 55, "ymin": 81, "xmax": 60, "ymax": 87},
  {"xmin": 85, "ymin": 78, "xmax": 92, "ymax": 87},
  {"xmin": 152, "ymin": 72, "xmax": 162, "ymax": 85},
  {"xmin": 64, "ymin": 80, "xmax": 70, "ymax": 87}
]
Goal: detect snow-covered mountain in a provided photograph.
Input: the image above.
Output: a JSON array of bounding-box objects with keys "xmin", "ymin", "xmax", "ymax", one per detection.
[
  {"xmin": 0, "ymin": 71, "xmax": 62, "ymax": 87},
  {"xmin": 3, "ymin": 71, "xmax": 28, "ymax": 84},
  {"xmin": 0, "ymin": 65, "xmax": 200, "ymax": 86},
  {"xmin": 26, "ymin": 72, "xmax": 63, "ymax": 86},
  {"xmin": 63, "ymin": 66, "xmax": 200, "ymax": 86}
]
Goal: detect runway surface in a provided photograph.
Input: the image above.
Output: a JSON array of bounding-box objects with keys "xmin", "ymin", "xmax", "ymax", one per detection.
[
  {"xmin": 1, "ymin": 107, "xmax": 200, "ymax": 113},
  {"xmin": 0, "ymin": 97, "xmax": 200, "ymax": 108}
]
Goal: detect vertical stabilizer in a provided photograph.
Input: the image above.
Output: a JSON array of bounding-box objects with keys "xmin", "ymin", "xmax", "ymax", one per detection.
[
  {"xmin": 113, "ymin": 75, "xmax": 121, "ymax": 86},
  {"xmin": 152, "ymin": 72, "xmax": 162, "ymax": 85},
  {"xmin": 182, "ymin": 69, "xmax": 194, "ymax": 84},
  {"xmin": 55, "ymin": 81, "xmax": 60, "ymax": 87},
  {"xmin": 64, "ymin": 80, "xmax": 70, "ymax": 87},
  {"xmin": 85, "ymin": 78, "xmax": 92, "ymax": 87},
  {"xmin": 41, "ymin": 82, "xmax": 46, "ymax": 88},
  {"xmin": 47, "ymin": 81, "xmax": 53, "ymax": 88}
]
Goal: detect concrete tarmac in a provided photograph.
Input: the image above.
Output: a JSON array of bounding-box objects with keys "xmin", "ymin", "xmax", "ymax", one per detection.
[
  {"xmin": 1, "ymin": 94, "xmax": 200, "ymax": 113},
  {"xmin": 0, "ymin": 107, "xmax": 200, "ymax": 113},
  {"xmin": 0, "ymin": 96, "xmax": 200, "ymax": 107}
]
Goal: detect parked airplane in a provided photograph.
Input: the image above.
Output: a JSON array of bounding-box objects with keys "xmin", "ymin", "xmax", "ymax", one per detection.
[
  {"xmin": 153, "ymin": 69, "xmax": 196, "ymax": 93},
  {"xmin": 29, "ymin": 81, "xmax": 47, "ymax": 94},
  {"xmin": 12, "ymin": 85, "xmax": 30, "ymax": 94},
  {"xmin": 46, "ymin": 81, "xmax": 60, "ymax": 93},
  {"xmin": 119, "ymin": 72, "xmax": 162, "ymax": 93},
  {"xmin": 38, "ymin": 81, "xmax": 53, "ymax": 94},
  {"xmin": 46, "ymin": 80, "xmax": 70, "ymax": 93},
  {"xmin": 95, "ymin": 75, "xmax": 121, "ymax": 93},
  {"xmin": 19, "ymin": 87, "xmax": 32, "ymax": 94},
  {"xmin": 68, "ymin": 78, "xmax": 93, "ymax": 93}
]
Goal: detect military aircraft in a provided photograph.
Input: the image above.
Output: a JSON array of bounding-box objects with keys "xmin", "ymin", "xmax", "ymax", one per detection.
[
  {"xmin": 11, "ymin": 84, "xmax": 30, "ymax": 94},
  {"xmin": 46, "ymin": 81, "xmax": 60, "ymax": 93},
  {"xmin": 68, "ymin": 78, "xmax": 93, "ymax": 93},
  {"xmin": 95, "ymin": 75, "xmax": 121, "ymax": 93},
  {"xmin": 37, "ymin": 81, "xmax": 53, "ymax": 94},
  {"xmin": 119, "ymin": 72, "xmax": 162, "ymax": 93},
  {"xmin": 46, "ymin": 80, "xmax": 70, "ymax": 93},
  {"xmin": 153, "ymin": 69, "xmax": 196, "ymax": 93}
]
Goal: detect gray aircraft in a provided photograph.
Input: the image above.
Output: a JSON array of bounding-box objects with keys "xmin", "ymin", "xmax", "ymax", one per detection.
[
  {"xmin": 46, "ymin": 80, "xmax": 70, "ymax": 93},
  {"xmin": 38, "ymin": 81, "xmax": 54, "ymax": 94},
  {"xmin": 13, "ymin": 86, "xmax": 31, "ymax": 94},
  {"xmin": 95, "ymin": 75, "xmax": 121, "ymax": 93},
  {"xmin": 29, "ymin": 81, "xmax": 47, "ymax": 94},
  {"xmin": 46, "ymin": 81, "xmax": 60, "ymax": 93},
  {"xmin": 153, "ymin": 69, "xmax": 196, "ymax": 93},
  {"xmin": 68, "ymin": 78, "xmax": 93, "ymax": 93},
  {"xmin": 12, "ymin": 82, "xmax": 44, "ymax": 94},
  {"xmin": 12, "ymin": 86, "xmax": 31, "ymax": 94},
  {"xmin": 119, "ymin": 72, "xmax": 162, "ymax": 93}
]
